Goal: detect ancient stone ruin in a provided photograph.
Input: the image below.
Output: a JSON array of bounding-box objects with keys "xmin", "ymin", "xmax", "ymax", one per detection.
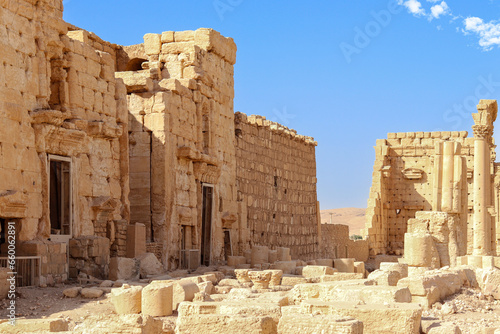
[{"xmin": 2, "ymin": 0, "xmax": 500, "ymax": 333}]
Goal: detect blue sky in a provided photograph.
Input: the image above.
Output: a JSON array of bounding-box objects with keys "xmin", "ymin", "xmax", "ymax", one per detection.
[{"xmin": 63, "ymin": 0, "xmax": 500, "ymax": 209}]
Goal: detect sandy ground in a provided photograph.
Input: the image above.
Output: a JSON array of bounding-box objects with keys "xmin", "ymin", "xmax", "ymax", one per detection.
[
  {"xmin": 320, "ymin": 207, "xmax": 366, "ymax": 236},
  {"xmin": 2, "ymin": 283, "xmax": 500, "ymax": 333},
  {"xmin": 0, "ymin": 283, "xmax": 176, "ymax": 333},
  {"xmin": 422, "ymin": 287, "xmax": 500, "ymax": 333}
]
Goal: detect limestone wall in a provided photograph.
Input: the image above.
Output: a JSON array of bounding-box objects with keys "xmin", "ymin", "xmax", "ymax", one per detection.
[
  {"xmin": 122, "ymin": 29, "xmax": 238, "ymax": 269},
  {"xmin": 234, "ymin": 113, "xmax": 319, "ymax": 260},
  {"xmin": 363, "ymin": 131, "xmax": 490, "ymax": 257},
  {"xmin": 320, "ymin": 224, "xmax": 369, "ymax": 262},
  {"xmin": 0, "ymin": 0, "xmax": 323, "ymax": 276},
  {"xmin": 0, "ymin": 0, "xmax": 130, "ymax": 281}
]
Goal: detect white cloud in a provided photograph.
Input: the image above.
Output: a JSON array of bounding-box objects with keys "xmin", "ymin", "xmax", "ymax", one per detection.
[
  {"xmin": 398, "ymin": 0, "xmax": 425, "ymax": 16},
  {"xmin": 429, "ymin": 1, "xmax": 450, "ymax": 20},
  {"xmin": 463, "ymin": 17, "xmax": 500, "ymax": 51}
]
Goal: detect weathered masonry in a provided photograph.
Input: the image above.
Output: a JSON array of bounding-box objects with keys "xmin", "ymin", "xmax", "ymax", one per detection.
[
  {"xmin": 234, "ymin": 113, "xmax": 319, "ymax": 260},
  {"xmin": 0, "ymin": 0, "xmax": 322, "ymax": 282},
  {"xmin": 119, "ymin": 31, "xmax": 321, "ymax": 268},
  {"xmin": 364, "ymin": 100, "xmax": 499, "ymax": 267},
  {"xmin": 0, "ymin": 0, "xmax": 130, "ymax": 284}
]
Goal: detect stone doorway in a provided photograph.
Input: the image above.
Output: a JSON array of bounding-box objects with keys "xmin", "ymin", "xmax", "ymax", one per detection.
[
  {"xmin": 49, "ymin": 155, "xmax": 72, "ymax": 243},
  {"xmin": 201, "ymin": 184, "xmax": 213, "ymax": 266}
]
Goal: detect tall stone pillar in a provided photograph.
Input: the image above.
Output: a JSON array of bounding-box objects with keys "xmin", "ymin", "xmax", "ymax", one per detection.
[
  {"xmin": 472, "ymin": 126, "xmax": 490, "ymax": 255},
  {"xmin": 471, "ymin": 100, "xmax": 497, "ymax": 256},
  {"xmin": 441, "ymin": 141, "xmax": 455, "ymax": 212}
]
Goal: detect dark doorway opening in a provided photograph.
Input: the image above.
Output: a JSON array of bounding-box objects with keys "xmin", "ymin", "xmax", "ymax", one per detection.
[
  {"xmin": 201, "ymin": 185, "xmax": 213, "ymax": 266},
  {"xmin": 50, "ymin": 159, "xmax": 71, "ymax": 236}
]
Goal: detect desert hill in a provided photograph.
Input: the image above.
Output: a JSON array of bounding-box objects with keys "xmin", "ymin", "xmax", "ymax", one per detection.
[{"xmin": 320, "ymin": 207, "xmax": 366, "ymax": 236}]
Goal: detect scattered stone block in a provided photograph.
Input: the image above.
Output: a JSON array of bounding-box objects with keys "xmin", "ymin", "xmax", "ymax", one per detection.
[
  {"xmin": 111, "ymin": 284, "xmax": 143, "ymax": 314},
  {"xmin": 315, "ymin": 258, "xmax": 334, "ymax": 267},
  {"xmin": 368, "ymin": 269, "xmax": 401, "ymax": 286},
  {"xmin": 271, "ymin": 261, "xmax": 296, "ymax": 274},
  {"xmin": 380, "ymin": 262, "xmax": 409, "ymax": 278},
  {"xmin": 268, "ymin": 250, "xmax": 278, "ymax": 263},
  {"xmin": 277, "ymin": 247, "xmax": 291, "ymax": 261},
  {"xmin": 100, "ymin": 280, "xmax": 114, "ymax": 287},
  {"xmin": 204, "ymin": 271, "xmax": 224, "ymax": 283},
  {"xmin": 302, "ymin": 265, "xmax": 335, "ymax": 278},
  {"xmin": 218, "ymin": 278, "xmax": 247, "ymax": 288},
  {"xmin": 81, "ymin": 288, "xmax": 104, "ymax": 298},
  {"xmin": 227, "ymin": 256, "xmax": 246, "ymax": 267},
  {"xmin": 63, "ymin": 287, "xmax": 82, "ymax": 298},
  {"xmin": 264, "ymin": 269, "xmax": 283, "ymax": 286},
  {"xmin": 278, "ymin": 313, "xmax": 363, "ymax": 334},
  {"xmin": 404, "ymin": 232, "xmax": 440, "ymax": 268},
  {"xmin": 175, "ymin": 314, "xmax": 276, "ymax": 334},
  {"xmin": 137, "ymin": 253, "xmax": 163, "ymax": 276},
  {"xmin": 477, "ymin": 267, "xmax": 500, "ymax": 299},
  {"xmin": 235, "ymin": 269, "xmax": 252, "ymax": 283},
  {"xmin": 197, "ymin": 281, "xmax": 213, "ymax": 294},
  {"xmin": 281, "ymin": 275, "xmax": 310, "ymax": 286},
  {"xmin": 109, "ymin": 257, "xmax": 139, "ymax": 281},
  {"xmin": 248, "ymin": 270, "xmax": 272, "ymax": 289},
  {"xmin": 251, "ymin": 246, "xmax": 269, "ymax": 266},
  {"xmin": 320, "ymin": 273, "xmax": 363, "ymax": 282},
  {"xmin": 142, "ymin": 282, "xmax": 173, "ymax": 317},
  {"xmin": 354, "ymin": 261, "xmax": 365, "ymax": 275},
  {"xmin": 173, "ymin": 279, "xmax": 200, "ymax": 310},
  {"xmin": 301, "ymin": 300, "xmax": 422, "ymax": 334},
  {"xmin": 334, "ymin": 258, "xmax": 355, "ymax": 273}
]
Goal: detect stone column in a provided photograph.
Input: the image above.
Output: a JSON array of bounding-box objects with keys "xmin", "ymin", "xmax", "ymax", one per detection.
[
  {"xmin": 472, "ymin": 124, "xmax": 492, "ymax": 255},
  {"xmin": 441, "ymin": 141, "xmax": 455, "ymax": 212}
]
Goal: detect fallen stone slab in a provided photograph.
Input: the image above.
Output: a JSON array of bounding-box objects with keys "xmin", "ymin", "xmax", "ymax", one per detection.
[
  {"xmin": 291, "ymin": 281, "xmax": 410, "ymax": 305},
  {"xmin": 315, "ymin": 259, "xmax": 334, "ymax": 267},
  {"xmin": 368, "ymin": 269, "xmax": 401, "ymax": 286},
  {"xmin": 320, "ymin": 284, "xmax": 412, "ymax": 304},
  {"xmin": 173, "ymin": 279, "xmax": 199, "ymax": 310},
  {"xmin": 397, "ymin": 268, "xmax": 472, "ymax": 308},
  {"xmin": 218, "ymin": 278, "xmax": 248, "ymax": 288},
  {"xmin": 175, "ymin": 314, "xmax": 276, "ymax": 334},
  {"xmin": 302, "ymin": 265, "xmax": 335, "ymax": 278},
  {"xmin": 278, "ymin": 313, "xmax": 363, "ymax": 334},
  {"xmin": 281, "ymin": 275, "xmax": 311, "ymax": 286},
  {"xmin": 320, "ymin": 273, "xmax": 364, "ymax": 282},
  {"xmin": 299, "ymin": 300, "xmax": 422, "ymax": 334},
  {"xmin": 334, "ymin": 258, "xmax": 355, "ymax": 273},
  {"xmin": 63, "ymin": 287, "xmax": 82, "ymax": 298},
  {"xmin": 81, "ymin": 288, "xmax": 104, "ymax": 298},
  {"xmin": 219, "ymin": 302, "xmax": 282, "ymax": 324},
  {"xmin": 99, "ymin": 280, "xmax": 114, "ymax": 287},
  {"xmin": 0, "ymin": 319, "xmax": 69, "ymax": 333},
  {"xmin": 380, "ymin": 262, "xmax": 408, "ymax": 278}
]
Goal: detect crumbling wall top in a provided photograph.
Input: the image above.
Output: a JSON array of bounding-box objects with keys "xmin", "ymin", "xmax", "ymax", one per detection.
[
  {"xmin": 140, "ymin": 28, "xmax": 236, "ymax": 65},
  {"xmin": 235, "ymin": 112, "xmax": 317, "ymax": 146}
]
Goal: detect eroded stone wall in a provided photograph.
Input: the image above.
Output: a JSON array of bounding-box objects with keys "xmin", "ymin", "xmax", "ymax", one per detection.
[
  {"xmin": 234, "ymin": 113, "xmax": 319, "ymax": 260},
  {"xmin": 321, "ymin": 224, "xmax": 369, "ymax": 262},
  {"xmin": 0, "ymin": 0, "xmax": 130, "ymax": 282},
  {"xmin": 122, "ymin": 29, "xmax": 238, "ymax": 269},
  {"xmin": 363, "ymin": 130, "xmax": 493, "ymax": 258}
]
